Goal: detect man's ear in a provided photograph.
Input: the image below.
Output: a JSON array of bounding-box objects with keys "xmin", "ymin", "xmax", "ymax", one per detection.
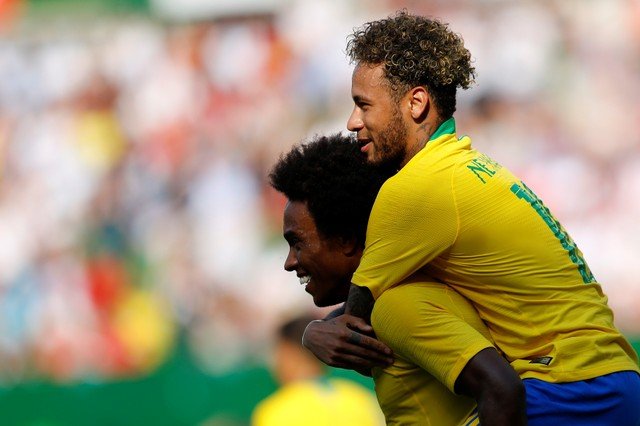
[
  {"xmin": 338, "ymin": 236, "xmax": 362, "ymax": 257},
  {"xmin": 408, "ymin": 86, "xmax": 430, "ymax": 120}
]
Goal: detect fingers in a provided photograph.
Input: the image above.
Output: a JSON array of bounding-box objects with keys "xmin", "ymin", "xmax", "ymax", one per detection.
[
  {"xmin": 322, "ymin": 315, "xmax": 393, "ymax": 356},
  {"xmin": 328, "ymin": 349, "xmax": 392, "ymax": 370},
  {"xmin": 337, "ymin": 337, "xmax": 394, "ymax": 366},
  {"xmin": 346, "ymin": 330, "xmax": 393, "ymax": 356},
  {"xmin": 342, "ymin": 315, "xmax": 374, "ymax": 334},
  {"xmin": 346, "ymin": 330, "xmax": 364, "ymax": 346},
  {"xmin": 301, "ymin": 315, "xmax": 394, "ymax": 369}
]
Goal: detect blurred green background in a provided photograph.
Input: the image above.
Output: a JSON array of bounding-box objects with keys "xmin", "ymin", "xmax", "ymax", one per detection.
[
  {"xmin": 1, "ymin": 338, "xmax": 638, "ymax": 425},
  {"xmin": 0, "ymin": 335, "xmax": 376, "ymax": 426}
]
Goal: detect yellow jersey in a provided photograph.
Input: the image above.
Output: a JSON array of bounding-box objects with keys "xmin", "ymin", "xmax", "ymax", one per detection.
[
  {"xmin": 252, "ymin": 377, "xmax": 384, "ymax": 426},
  {"xmin": 371, "ymin": 276, "xmax": 491, "ymax": 425},
  {"xmin": 353, "ymin": 118, "xmax": 639, "ymax": 382}
]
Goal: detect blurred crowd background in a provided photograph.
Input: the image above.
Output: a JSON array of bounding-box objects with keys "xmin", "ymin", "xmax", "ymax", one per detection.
[{"xmin": 0, "ymin": 0, "xmax": 639, "ymax": 423}]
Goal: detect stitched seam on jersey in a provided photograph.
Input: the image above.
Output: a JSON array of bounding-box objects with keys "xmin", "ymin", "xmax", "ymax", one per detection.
[
  {"xmin": 449, "ymin": 140, "xmax": 462, "ymax": 246},
  {"xmin": 395, "ymin": 374, "xmax": 432, "ymax": 425}
]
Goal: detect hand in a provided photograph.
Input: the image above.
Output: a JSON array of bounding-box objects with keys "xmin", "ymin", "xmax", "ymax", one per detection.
[{"xmin": 301, "ymin": 314, "xmax": 394, "ymax": 372}]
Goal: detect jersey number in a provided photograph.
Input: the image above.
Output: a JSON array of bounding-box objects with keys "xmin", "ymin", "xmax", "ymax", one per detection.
[{"xmin": 510, "ymin": 182, "xmax": 595, "ymax": 284}]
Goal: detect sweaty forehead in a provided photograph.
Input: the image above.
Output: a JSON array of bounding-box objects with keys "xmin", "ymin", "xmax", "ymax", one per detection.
[{"xmin": 283, "ymin": 200, "xmax": 317, "ymax": 238}]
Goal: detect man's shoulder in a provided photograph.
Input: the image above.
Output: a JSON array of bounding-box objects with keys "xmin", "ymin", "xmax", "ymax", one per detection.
[
  {"xmin": 399, "ymin": 135, "xmax": 476, "ymax": 181},
  {"xmin": 379, "ymin": 153, "xmax": 456, "ymax": 201}
]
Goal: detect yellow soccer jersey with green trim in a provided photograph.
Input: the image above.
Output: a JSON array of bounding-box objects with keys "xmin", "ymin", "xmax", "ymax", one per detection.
[
  {"xmin": 353, "ymin": 118, "xmax": 639, "ymax": 382},
  {"xmin": 251, "ymin": 377, "xmax": 384, "ymax": 426},
  {"xmin": 371, "ymin": 276, "xmax": 492, "ymax": 426}
]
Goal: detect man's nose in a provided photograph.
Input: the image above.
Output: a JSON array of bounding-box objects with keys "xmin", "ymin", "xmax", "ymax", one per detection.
[
  {"xmin": 347, "ymin": 108, "xmax": 363, "ymax": 132},
  {"xmin": 284, "ymin": 249, "xmax": 297, "ymax": 272}
]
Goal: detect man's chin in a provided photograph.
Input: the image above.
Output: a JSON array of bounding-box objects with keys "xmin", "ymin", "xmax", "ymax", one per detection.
[
  {"xmin": 312, "ymin": 295, "xmax": 336, "ymax": 308},
  {"xmin": 365, "ymin": 150, "xmax": 376, "ymax": 163},
  {"xmin": 312, "ymin": 298, "xmax": 327, "ymax": 307}
]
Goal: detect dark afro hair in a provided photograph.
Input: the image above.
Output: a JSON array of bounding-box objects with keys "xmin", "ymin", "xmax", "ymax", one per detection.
[{"xmin": 269, "ymin": 133, "xmax": 395, "ymax": 245}]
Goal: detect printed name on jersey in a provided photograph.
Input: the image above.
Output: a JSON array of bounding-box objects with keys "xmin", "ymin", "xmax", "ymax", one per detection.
[{"xmin": 467, "ymin": 153, "xmax": 502, "ymax": 183}]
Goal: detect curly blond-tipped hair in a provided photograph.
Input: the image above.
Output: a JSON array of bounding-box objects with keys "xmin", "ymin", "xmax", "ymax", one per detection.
[{"xmin": 346, "ymin": 10, "xmax": 475, "ymax": 118}]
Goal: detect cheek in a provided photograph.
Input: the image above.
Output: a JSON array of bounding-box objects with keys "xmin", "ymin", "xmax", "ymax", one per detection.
[
  {"xmin": 371, "ymin": 112, "xmax": 392, "ymax": 133},
  {"xmin": 300, "ymin": 247, "xmax": 325, "ymax": 272},
  {"xmin": 319, "ymin": 259, "xmax": 351, "ymax": 288},
  {"xmin": 363, "ymin": 112, "xmax": 377, "ymax": 129}
]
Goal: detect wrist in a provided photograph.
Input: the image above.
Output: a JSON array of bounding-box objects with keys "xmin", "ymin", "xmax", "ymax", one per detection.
[{"xmin": 301, "ymin": 319, "xmax": 325, "ymax": 347}]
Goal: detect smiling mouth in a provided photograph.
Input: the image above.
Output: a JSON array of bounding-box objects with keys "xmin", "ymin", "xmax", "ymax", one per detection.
[
  {"xmin": 358, "ymin": 139, "xmax": 372, "ymax": 153},
  {"xmin": 299, "ymin": 276, "xmax": 310, "ymax": 285}
]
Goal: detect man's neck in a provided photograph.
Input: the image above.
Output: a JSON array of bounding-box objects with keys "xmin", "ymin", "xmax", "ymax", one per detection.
[{"xmin": 402, "ymin": 119, "xmax": 442, "ymax": 167}]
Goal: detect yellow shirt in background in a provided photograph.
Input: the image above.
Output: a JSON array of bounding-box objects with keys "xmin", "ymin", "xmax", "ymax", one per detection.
[
  {"xmin": 252, "ymin": 377, "xmax": 384, "ymax": 426},
  {"xmin": 353, "ymin": 118, "xmax": 639, "ymax": 382},
  {"xmin": 371, "ymin": 277, "xmax": 491, "ymax": 425}
]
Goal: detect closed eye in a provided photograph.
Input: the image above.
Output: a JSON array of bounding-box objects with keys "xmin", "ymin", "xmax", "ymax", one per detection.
[{"xmin": 284, "ymin": 231, "xmax": 301, "ymax": 248}]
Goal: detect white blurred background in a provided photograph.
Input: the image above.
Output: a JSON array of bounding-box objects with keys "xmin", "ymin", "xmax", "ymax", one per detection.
[{"xmin": 0, "ymin": 0, "xmax": 638, "ymax": 421}]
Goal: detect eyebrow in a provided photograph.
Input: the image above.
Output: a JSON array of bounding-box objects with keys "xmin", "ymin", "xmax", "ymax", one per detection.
[
  {"xmin": 283, "ymin": 230, "xmax": 297, "ymax": 242},
  {"xmin": 352, "ymin": 95, "xmax": 365, "ymax": 102}
]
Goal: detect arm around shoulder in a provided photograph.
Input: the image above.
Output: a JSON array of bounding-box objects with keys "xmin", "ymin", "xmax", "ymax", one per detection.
[{"xmin": 301, "ymin": 302, "xmax": 393, "ymax": 372}]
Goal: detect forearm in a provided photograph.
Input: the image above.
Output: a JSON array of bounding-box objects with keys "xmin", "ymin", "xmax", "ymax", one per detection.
[
  {"xmin": 456, "ymin": 348, "xmax": 527, "ymax": 425},
  {"xmin": 344, "ymin": 284, "xmax": 374, "ymax": 323},
  {"xmin": 476, "ymin": 385, "xmax": 527, "ymax": 426}
]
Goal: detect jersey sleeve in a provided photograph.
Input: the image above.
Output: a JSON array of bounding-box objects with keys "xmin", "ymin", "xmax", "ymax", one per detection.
[
  {"xmin": 352, "ymin": 171, "xmax": 459, "ymax": 299},
  {"xmin": 371, "ymin": 280, "xmax": 494, "ymax": 393}
]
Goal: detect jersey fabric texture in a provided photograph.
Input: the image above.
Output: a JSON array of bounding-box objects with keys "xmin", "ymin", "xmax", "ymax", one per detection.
[
  {"xmin": 251, "ymin": 377, "xmax": 384, "ymax": 426},
  {"xmin": 352, "ymin": 117, "xmax": 640, "ymax": 383},
  {"xmin": 524, "ymin": 371, "xmax": 640, "ymax": 425},
  {"xmin": 371, "ymin": 277, "xmax": 492, "ymax": 425}
]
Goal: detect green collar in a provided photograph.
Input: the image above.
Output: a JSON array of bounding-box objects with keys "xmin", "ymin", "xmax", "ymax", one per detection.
[{"xmin": 429, "ymin": 117, "xmax": 456, "ymax": 141}]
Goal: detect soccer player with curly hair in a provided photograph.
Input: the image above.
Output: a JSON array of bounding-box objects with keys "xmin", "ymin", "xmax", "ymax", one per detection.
[{"xmin": 301, "ymin": 11, "xmax": 640, "ymax": 426}]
